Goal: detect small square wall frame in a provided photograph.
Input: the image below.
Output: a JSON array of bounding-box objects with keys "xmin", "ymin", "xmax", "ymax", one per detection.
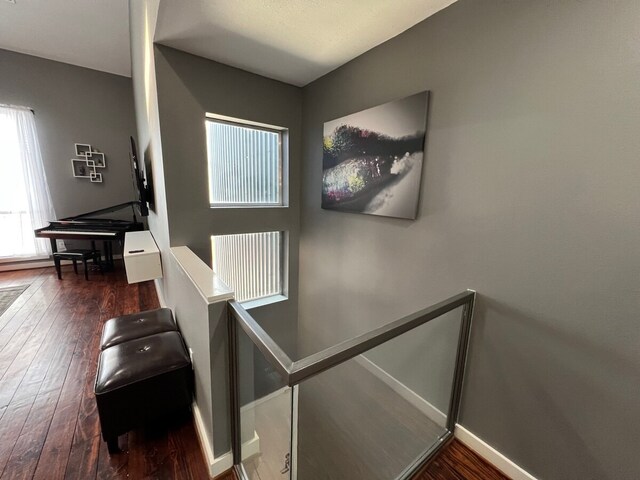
[
  {"xmin": 86, "ymin": 151, "xmax": 106, "ymax": 168},
  {"xmin": 75, "ymin": 143, "xmax": 92, "ymax": 157},
  {"xmin": 71, "ymin": 158, "xmax": 95, "ymax": 178}
]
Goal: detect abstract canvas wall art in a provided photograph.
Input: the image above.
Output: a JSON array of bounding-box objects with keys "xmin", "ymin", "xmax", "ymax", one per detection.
[{"xmin": 322, "ymin": 91, "xmax": 429, "ymax": 219}]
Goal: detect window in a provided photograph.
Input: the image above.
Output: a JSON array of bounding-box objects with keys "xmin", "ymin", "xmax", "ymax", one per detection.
[
  {"xmin": 0, "ymin": 105, "xmax": 55, "ymax": 260},
  {"xmin": 211, "ymin": 231, "xmax": 284, "ymax": 303},
  {"xmin": 205, "ymin": 117, "xmax": 285, "ymax": 207}
]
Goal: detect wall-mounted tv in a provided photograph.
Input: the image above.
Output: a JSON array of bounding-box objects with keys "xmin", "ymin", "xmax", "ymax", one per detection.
[{"xmin": 129, "ymin": 136, "xmax": 154, "ymax": 217}]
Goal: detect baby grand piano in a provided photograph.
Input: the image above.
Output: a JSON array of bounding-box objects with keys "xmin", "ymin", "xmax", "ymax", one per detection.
[{"xmin": 34, "ymin": 201, "xmax": 144, "ymax": 269}]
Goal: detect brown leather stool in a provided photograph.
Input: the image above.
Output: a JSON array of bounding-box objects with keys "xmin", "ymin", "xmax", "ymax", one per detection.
[
  {"xmin": 100, "ymin": 308, "xmax": 177, "ymax": 350},
  {"xmin": 94, "ymin": 331, "xmax": 192, "ymax": 453}
]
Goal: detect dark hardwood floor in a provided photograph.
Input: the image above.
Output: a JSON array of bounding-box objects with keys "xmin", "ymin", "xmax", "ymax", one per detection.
[
  {"xmin": 215, "ymin": 470, "xmax": 236, "ymax": 480},
  {"xmin": 0, "ymin": 265, "xmax": 209, "ymax": 480},
  {"xmin": 413, "ymin": 440, "xmax": 510, "ymax": 480}
]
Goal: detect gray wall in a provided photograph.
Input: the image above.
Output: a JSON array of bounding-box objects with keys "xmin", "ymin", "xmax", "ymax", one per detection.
[
  {"xmin": 299, "ymin": 1, "xmax": 640, "ymax": 479},
  {"xmin": 0, "ymin": 48, "xmax": 136, "ymax": 222},
  {"xmin": 163, "ymin": 250, "xmax": 231, "ymax": 457},
  {"xmin": 153, "ymin": 44, "xmax": 302, "ymax": 356},
  {"xmin": 129, "ymin": 0, "xmax": 174, "ymax": 311}
]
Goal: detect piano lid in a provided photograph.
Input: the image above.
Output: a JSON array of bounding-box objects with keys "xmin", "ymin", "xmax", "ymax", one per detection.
[{"xmin": 62, "ymin": 201, "xmax": 141, "ymax": 221}]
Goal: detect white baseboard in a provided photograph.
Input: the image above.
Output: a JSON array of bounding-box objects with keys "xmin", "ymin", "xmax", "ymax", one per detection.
[
  {"xmin": 241, "ymin": 432, "xmax": 261, "ymax": 461},
  {"xmin": 356, "ymin": 355, "xmax": 447, "ymax": 427},
  {"xmin": 154, "ymin": 278, "xmax": 168, "ymax": 307},
  {"xmin": 0, "ymin": 255, "xmax": 123, "ymax": 272},
  {"xmin": 454, "ymin": 425, "xmax": 538, "ymax": 480},
  {"xmin": 192, "ymin": 401, "xmax": 261, "ymax": 478},
  {"xmin": 241, "ymin": 386, "xmax": 289, "ymax": 411},
  {"xmin": 0, "ymin": 259, "xmax": 57, "ymax": 271},
  {"xmin": 0, "ymin": 255, "xmax": 49, "ymax": 265},
  {"xmin": 192, "ymin": 402, "xmax": 219, "ymax": 476}
]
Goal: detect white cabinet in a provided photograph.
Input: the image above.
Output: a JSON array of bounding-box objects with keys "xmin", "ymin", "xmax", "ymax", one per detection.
[{"xmin": 123, "ymin": 231, "xmax": 162, "ymax": 284}]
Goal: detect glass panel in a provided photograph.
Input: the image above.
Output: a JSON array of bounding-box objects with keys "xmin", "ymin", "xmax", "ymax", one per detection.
[
  {"xmin": 293, "ymin": 300, "xmax": 465, "ymax": 362},
  {"xmin": 295, "ymin": 307, "xmax": 463, "ymax": 480},
  {"xmin": 206, "ymin": 120, "xmax": 282, "ymax": 205},
  {"xmin": 238, "ymin": 325, "xmax": 292, "ymax": 480}
]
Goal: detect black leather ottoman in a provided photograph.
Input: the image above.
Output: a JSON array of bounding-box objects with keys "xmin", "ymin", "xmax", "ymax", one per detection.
[
  {"xmin": 94, "ymin": 331, "xmax": 192, "ymax": 453},
  {"xmin": 100, "ymin": 308, "xmax": 177, "ymax": 350}
]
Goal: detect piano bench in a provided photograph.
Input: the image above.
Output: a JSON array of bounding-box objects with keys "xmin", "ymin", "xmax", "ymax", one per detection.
[
  {"xmin": 94, "ymin": 331, "xmax": 192, "ymax": 454},
  {"xmin": 100, "ymin": 308, "xmax": 177, "ymax": 350},
  {"xmin": 53, "ymin": 249, "xmax": 103, "ymax": 280}
]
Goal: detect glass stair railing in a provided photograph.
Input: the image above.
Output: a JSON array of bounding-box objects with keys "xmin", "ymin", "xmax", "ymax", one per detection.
[{"xmin": 228, "ymin": 290, "xmax": 476, "ymax": 480}]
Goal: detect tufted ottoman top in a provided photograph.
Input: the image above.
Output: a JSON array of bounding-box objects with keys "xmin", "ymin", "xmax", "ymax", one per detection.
[
  {"xmin": 100, "ymin": 308, "xmax": 177, "ymax": 350},
  {"xmin": 95, "ymin": 331, "xmax": 190, "ymax": 395}
]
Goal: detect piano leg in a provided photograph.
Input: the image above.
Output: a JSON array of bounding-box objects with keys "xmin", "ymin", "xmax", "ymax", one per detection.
[
  {"xmin": 103, "ymin": 241, "xmax": 114, "ymax": 270},
  {"xmin": 102, "ymin": 241, "xmax": 108, "ymax": 270},
  {"xmin": 91, "ymin": 240, "xmax": 104, "ymax": 269},
  {"xmin": 50, "ymin": 239, "xmax": 62, "ymax": 280}
]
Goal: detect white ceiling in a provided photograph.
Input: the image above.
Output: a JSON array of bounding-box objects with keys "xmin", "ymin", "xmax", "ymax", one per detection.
[
  {"xmin": 0, "ymin": 0, "xmax": 457, "ymax": 84},
  {"xmin": 154, "ymin": 0, "xmax": 458, "ymax": 86},
  {"xmin": 0, "ymin": 0, "xmax": 131, "ymax": 77}
]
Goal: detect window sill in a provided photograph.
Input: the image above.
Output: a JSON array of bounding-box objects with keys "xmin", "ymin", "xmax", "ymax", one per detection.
[
  {"xmin": 0, "ymin": 254, "xmax": 49, "ymax": 264},
  {"xmin": 241, "ymin": 294, "xmax": 287, "ymax": 310}
]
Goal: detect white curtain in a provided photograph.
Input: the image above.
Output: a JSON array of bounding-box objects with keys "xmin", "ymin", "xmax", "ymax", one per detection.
[{"xmin": 0, "ymin": 105, "xmax": 56, "ymax": 258}]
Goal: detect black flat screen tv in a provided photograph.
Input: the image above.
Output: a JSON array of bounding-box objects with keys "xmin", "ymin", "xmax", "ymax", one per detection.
[{"xmin": 130, "ymin": 136, "xmax": 153, "ymax": 216}]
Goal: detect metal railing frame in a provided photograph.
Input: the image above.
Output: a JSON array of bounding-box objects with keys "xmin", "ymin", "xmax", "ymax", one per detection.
[{"xmin": 228, "ymin": 289, "xmax": 476, "ymax": 479}]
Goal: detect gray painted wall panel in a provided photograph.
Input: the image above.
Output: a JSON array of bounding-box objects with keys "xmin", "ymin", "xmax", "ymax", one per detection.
[
  {"xmin": 153, "ymin": 45, "xmax": 302, "ymax": 358},
  {"xmin": 299, "ymin": 1, "xmax": 640, "ymax": 478},
  {"xmin": 163, "ymin": 251, "xmax": 231, "ymax": 456},
  {"xmin": 0, "ymin": 48, "xmax": 136, "ymax": 222}
]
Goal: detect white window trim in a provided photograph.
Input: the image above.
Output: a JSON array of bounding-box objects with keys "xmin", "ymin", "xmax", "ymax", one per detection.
[
  {"xmin": 241, "ymin": 294, "xmax": 288, "ymax": 310},
  {"xmin": 205, "ymin": 113, "xmax": 289, "ymax": 208}
]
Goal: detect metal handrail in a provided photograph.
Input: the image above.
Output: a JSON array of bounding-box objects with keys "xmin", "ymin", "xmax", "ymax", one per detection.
[
  {"xmin": 229, "ymin": 289, "xmax": 475, "ymax": 387},
  {"xmin": 228, "ymin": 297, "xmax": 294, "ymax": 379}
]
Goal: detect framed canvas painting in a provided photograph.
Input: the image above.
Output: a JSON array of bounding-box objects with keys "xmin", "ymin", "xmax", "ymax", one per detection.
[{"xmin": 322, "ymin": 91, "xmax": 429, "ymax": 220}]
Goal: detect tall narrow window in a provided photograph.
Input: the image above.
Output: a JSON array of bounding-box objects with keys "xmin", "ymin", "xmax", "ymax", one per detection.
[
  {"xmin": 211, "ymin": 231, "xmax": 283, "ymax": 303},
  {"xmin": 206, "ymin": 118, "xmax": 285, "ymax": 206},
  {"xmin": 0, "ymin": 105, "xmax": 56, "ymax": 259}
]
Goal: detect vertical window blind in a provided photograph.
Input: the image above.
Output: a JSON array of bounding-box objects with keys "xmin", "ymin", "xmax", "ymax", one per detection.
[
  {"xmin": 212, "ymin": 231, "xmax": 283, "ymax": 303},
  {"xmin": 206, "ymin": 120, "xmax": 281, "ymax": 205}
]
